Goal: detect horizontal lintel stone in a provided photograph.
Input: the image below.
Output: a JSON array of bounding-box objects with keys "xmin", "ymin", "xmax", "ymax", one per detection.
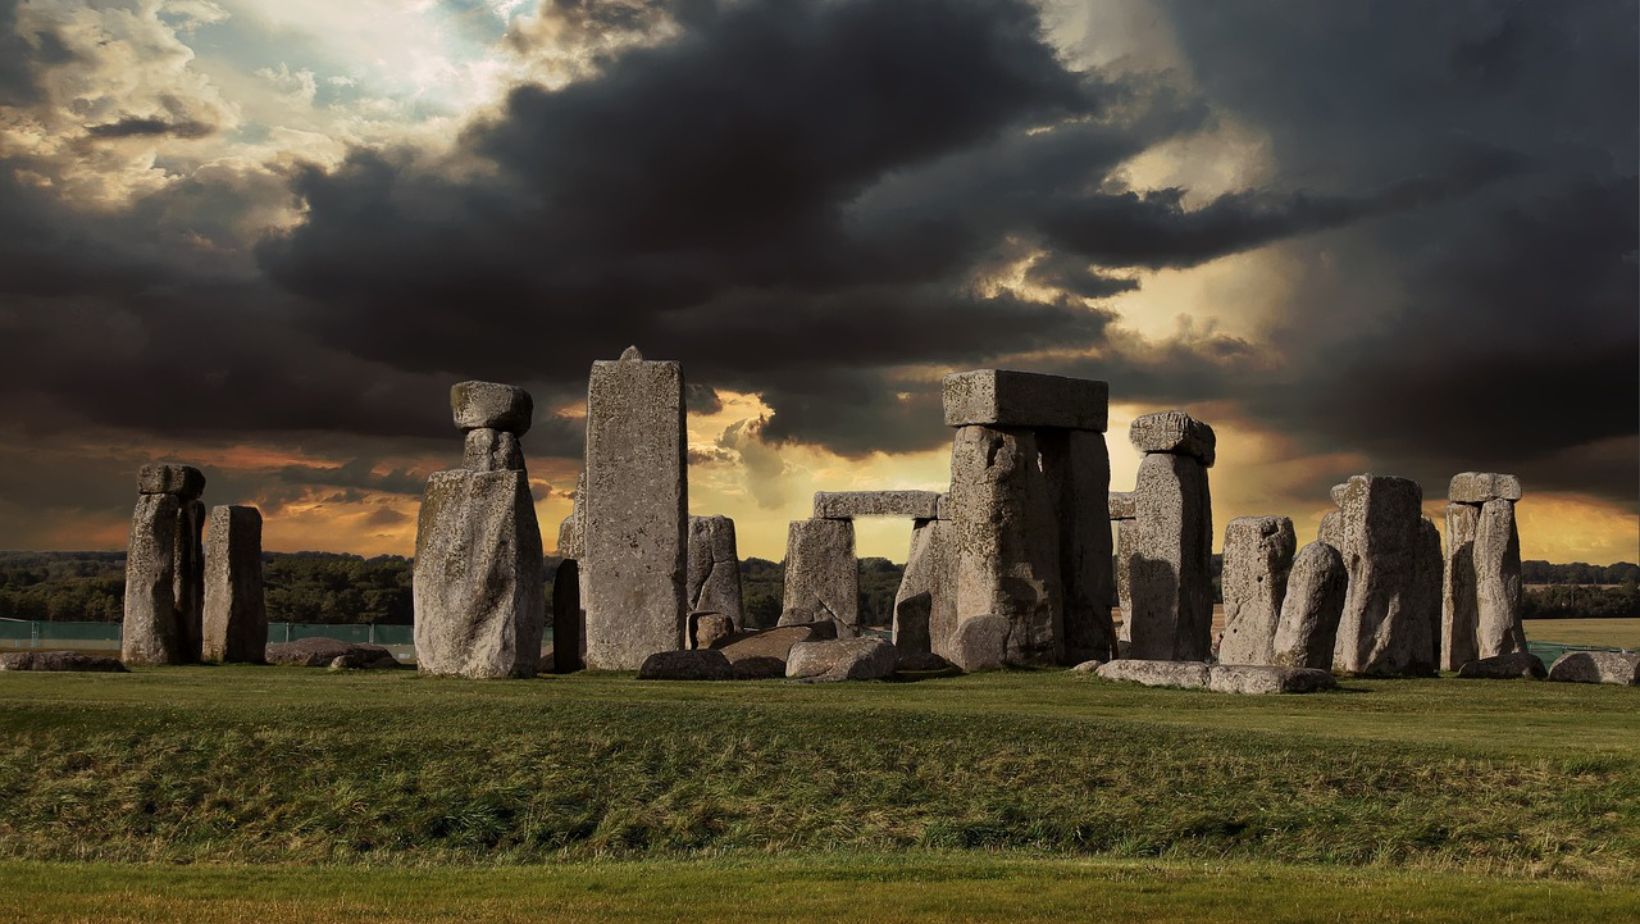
[
  {"xmin": 813, "ymin": 490, "xmax": 943, "ymax": 520},
  {"xmin": 942, "ymin": 369, "xmax": 1107, "ymax": 431}
]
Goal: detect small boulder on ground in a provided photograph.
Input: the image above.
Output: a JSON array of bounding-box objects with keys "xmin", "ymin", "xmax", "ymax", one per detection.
[
  {"xmin": 689, "ymin": 612, "xmax": 735, "ymax": 650},
  {"xmin": 0, "ymin": 650, "xmax": 129, "ymax": 672},
  {"xmin": 786, "ymin": 638, "xmax": 898, "ymax": 682},
  {"xmin": 267, "ymin": 637, "xmax": 400, "ymax": 669},
  {"xmin": 1457, "ymin": 651, "xmax": 1546, "ymax": 680},
  {"xmin": 896, "ymin": 651, "xmax": 954, "ymax": 673},
  {"xmin": 1069, "ymin": 659, "xmax": 1104, "ymax": 674},
  {"xmin": 950, "ymin": 614, "xmax": 1011, "ymax": 672},
  {"xmin": 714, "ymin": 624, "xmax": 836, "ymax": 679},
  {"xmin": 1547, "ymin": 651, "xmax": 1640, "ymax": 686},
  {"xmin": 636, "ymin": 649, "xmax": 735, "ymax": 681},
  {"xmin": 1207, "ymin": 664, "xmax": 1336, "ymax": 694}
]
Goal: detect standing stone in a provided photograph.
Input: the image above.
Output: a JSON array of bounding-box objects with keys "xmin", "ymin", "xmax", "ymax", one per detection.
[
  {"xmin": 122, "ymin": 493, "xmax": 183, "ymax": 666},
  {"xmin": 687, "ymin": 515, "xmax": 744, "ymax": 625},
  {"xmin": 173, "ymin": 498, "xmax": 207, "ymax": 662},
  {"xmin": 892, "ymin": 518, "xmax": 957, "ymax": 659},
  {"xmin": 1441, "ymin": 502, "xmax": 1481, "ymax": 672},
  {"xmin": 1270, "ymin": 541, "xmax": 1348, "ymax": 669},
  {"xmin": 1474, "ymin": 498, "xmax": 1526, "ymax": 658},
  {"xmin": 551, "ymin": 559, "xmax": 582, "ymax": 673},
  {"xmin": 1125, "ymin": 451, "xmax": 1213, "ymax": 661},
  {"xmin": 557, "ymin": 471, "xmax": 587, "ymax": 559},
  {"xmin": 1110, "ymin": 495, "xmax": 1136, "ymax": 645},
  {"xmin": 1317, "ymin": 510, "xmax": 1343, "ymax": 549},
  {"xmin": 948, "ymin": 425, "xmax": 1063, "ymax": 665},
  {"xmin": 1040, "ymin": 429, "xmax": 1116, "ymax": 663},
  {"xmin": 413, "ymin": 470, "xmax": 544, "ymax": 678},
  {"xmin": 780, "ymin": 518, "xmax": 859, "ymax": 634},
  {"xmin": 582, "ymin": 347, "xmax": 688, "ymax": 669},
  {"xmin": 202, "ymin": 505, "xmax": 266, "ymax": 663},
  {"xmin": 1216, "ymin": 516, "xmax": 1297, "ymax": 665},
  {"xmin": 1331, "ymin": 475, "xmax": 1435, "ymax": 676},
  {"xmin": 463, "ymin": 428, "xmax": 524, "ymax": 472},
  {"xmin": 1411, "ymin": 516, "xmax": 1444, "ymax": 670}
]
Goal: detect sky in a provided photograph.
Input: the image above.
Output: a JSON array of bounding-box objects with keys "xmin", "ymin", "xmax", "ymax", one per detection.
[{"xmin": 0, "ymin": 0, "xmax": 1635, "ymax": 565}]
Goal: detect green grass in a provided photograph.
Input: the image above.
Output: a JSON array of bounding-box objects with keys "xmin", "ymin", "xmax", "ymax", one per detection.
[
  {"xmin": 1, "ymin": 667, "xmax": 1636, "ymax": 881},
  {"xmin": 1526, "ymin": 617, "xmax": 1640, "ymax": 649},
  {"xmin": 3, "ymin": 854, "xmax": 1637, "ymax": 923}
]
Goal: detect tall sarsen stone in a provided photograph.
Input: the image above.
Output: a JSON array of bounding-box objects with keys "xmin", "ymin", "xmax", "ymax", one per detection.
[
  {"xmin": 687, "ymin": 515, "xmax": 743, "ymax": 625},
  {"xmin": 781, "ymin": 518, "xmax": 858, "ymax": 633},
  {"xmin": 1216, "ymin": 516, "xmax": 1296, "ymax": 666},
  {"xmin": 202, "ymin": 505, "xmax": 267, "ymax": 664}
]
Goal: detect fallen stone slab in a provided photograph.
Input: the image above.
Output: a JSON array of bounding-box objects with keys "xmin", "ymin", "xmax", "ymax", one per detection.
[
  {"xmin": 1448, "ymin": 472, "xmax": 1522, "ymax": 504},
  {"xmin": 637, "ymin": 649, "xmax": 735, "ymax": 681},
  {"xmin": 267, "ymin": 637, "xmax": 399, "ymax": 669},
  {"xmin": 0, "ymin": 651, "xmax": 129, "ymax": 672},
  {"xmin": 786, "ymin": 638, "xmax": 898, "ymax": 682},
  {"xmin": 1207, "ymin": 665, "xmax": 1337, "ymax": 695},
  {"xmin": 1457, "ymin": 651, "xmax": 1546, "ymax": 680},
  {"xmin": 813, "ymin": 490, "xmax": 942, "ymax": 520},
  {"xmin": 451, "ymin": 380, "xmax": 533, "ymax": 433},
  {"xmin": 1069, "ymin": 659, "xmax": 1103, "ymax": 674},
  {"xmin": 138, "ymin": 463, "xmax": 205, "ymax": 498},
  {"xmin": 715, "ymin": 624, "xmax": 836, "ymax": 679},
  {"xmin": 1094, "ymin": 659, "xmax": 1210, "ymax": 689},
  {"xmin": 949, "ymin": 614, "xmax": 1011, "ymax": 672},
  {"xmin": 1129, "ymin": 410, "xmax": 1216, "ymax": 467},
  {"xmin": 1547, "ymin": 651, "xmax": 1640, "ymax": 686},
  {"xmin": 942, "ymin": 369, "xmax": 1108, "ymax": 431}
]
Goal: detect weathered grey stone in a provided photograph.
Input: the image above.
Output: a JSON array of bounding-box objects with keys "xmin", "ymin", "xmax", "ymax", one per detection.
[
  {"xmin": 1069, "ymin": 659, "xmax": 1103, "ymax": 674},
  {"xmin": 583, "ymin": 348, "xmax": 687, "ymax": 669},
  {"xmin": 1411, "ymin": 516, "xmax": 1445, "ymax": 671},
  {"xmin": 715, "ymin": 623, "xmax": 836, "ymax": 679},
  {"xmin": 813, "ymin": 490, "xmax": 942, "ymax": 520},
  {"xmin": 173, "ymin": 499, "xmax": 206, "ymax": 662},
  {"xmin": 949, "ymin": 614, "xmax": 1011, "ymax": 672},
  {"xmin": 556, "ymin": 471, "xmax": 587, "ymax": 559},
  {"xmin": 1207, "ymin": 664, "xmax": 1337, "ymax": 695},
  {"xmin": 1317, "ymin": 510, "xmax": 1343, "ymax": 548},
  {"xmin": 948, "ymin": 425, "xmax": 1063, "ymax": 664},
  {"xmin": 637, "ymin": 649, "xmax": 734, "ymax": 681},
  {"xmin": 463, "ymin": 428, "xmax": 525, "ymax": 472},
  {"xmin": 942, "ymin": 369, "xmax": 1108, "ymax": 431},
  {"xmin": 780, "ymin": 518, "xmax": 859, "ymax": 635},
  {"xmin": 202, "ymin": 505, "xmax": 266, "ymax": 664},
  {"xmin": 1216, "ymin": 516, "xmax": 1297, "ymax": 666},
  {"xmin": 686, "ymin": 515, "xmax": 743, "ymax": 625},
  {"xmin": 137, "ymin": 463, "xmax": 205, "ymax": 498},
  {"xmin": 689, "ymin": 613, "xmax": 735, "ymax": 650},
  {"xmin": 1094, "ymin": 659, "xmax": 1211, "ymax": 688},
  {"xmin": 551, "ymin": 559, "xmax": 582, "ymax": 673},
  {"xmin": 1108, "ymin": 491, "xmax": 1136, "ymax": 521},
  {"xmin": 1331, "ymin": 475, "xmax": 1437, "ymax": 677},
  {"xmin": 328, "ymin": 650, "xmax": 402, "ymax": 670},
  {"xmin": 1448, "ymin": 472, "xmax": 1522, "ymax": 504},
  {"xmin": 413, "ymin": 469, "xmax": 544, "ymax": 679},
  {"xmin": 934, "ymin": 493, "xmax": 949, "ymax": 521},
  {"xmin": 1546, "ymin": 651, "xmax": 1640, "ymax": 686},
  {"xmin": 892, "ymin": 518, "xmax": 956, "ymax": 659},
  {"xmin": 451, "ymin": 380, "xmax": 533, "ymax": 433},
  {"xmin": 1129, "ymin": 410, "xmax": 1216, "ymax": 467},
  {"xmin": 267, "ymin": 637, "xmax": 398, "ymax": 668},
  {"xmin": 1474, "ymin": 499, "xmax": 1526, "ymax": 659},
  {"xmin": 1457, "ymin": 651, "xmax": 1546, "ymax": 680},
  {"xmin": 0, "ymin": 651, "xmax": 128, "ymax": 672},
  {"xmin": 1124, "ymin": 452, "xmax": 1213, "ymax": 661},
  {"xmin": 1041, "ymin": 428, "xmax": 1116, "ymax": 663},
  {"xmin": 786, "ymin": 638, "xmax": 898, "ymax": 682},
  {"xmin": 1440, "ymin": 502, "xmax": 1481, "ymax": 672},
  {"xmin": 1329, "ymin": 483, "xmax": 1348, "ymax": 507},
  {"xmin": 1114, "ymin": 518, "xmax": 1134, "ymax": 643},
  {"xmin": 897, "ymin": 652, "xmax": 954, "ymax": 672},
  {"xmin": 122, "ymin": 493, "xmax": 184, "ymax": 666},
  {"xmin": 1270, "ymin": 541, "xmax": 1347, "ymax": 670}
]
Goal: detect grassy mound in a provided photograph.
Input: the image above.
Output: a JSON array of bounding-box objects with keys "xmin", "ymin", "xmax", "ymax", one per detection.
[{"xmin": 0, "ymin": 668, "xmax": 1636, "ymax": 876}]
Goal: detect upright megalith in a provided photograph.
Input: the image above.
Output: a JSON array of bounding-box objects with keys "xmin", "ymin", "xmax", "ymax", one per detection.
[
  {"xmin": 1441, "ymin": 473, "xmax": 1526, "ymax": 669},
  {"xmin": 1109, "ymin": 492, "xmax": 1137, "ymax": 644},
  {"xmin": 893, "ymin": 517, "xmax": 956, "ymax": 659},
  {"xmin": 942, "ymin": 369, "xmax": 1112, "ymax": 666},
  {"xmin": 687, "ymin": 515, "xmax": 744, "ymax": 625},
  {"xmin": 1331, "ymin": 474, "xmax": 1436, "ymax": 676},
  {"xmin": 412, "ymin": 381, "xmax": 544, "ymax": 679},
  {"xmin": 781, "ymin": 518, "xmax": 859, "ymax": 633},
  {"xmin": 582, "ymin": 347, "xmax": 688, "ymax": 669},
  {"xmin": 122, "ymin": 464, "xmax": 206, "ymax": 666},
  {"xmin": 1124, "ymin": 411, "xmax": 1215, "ymax": 662},
  {"xmin": 202, "ymin": 505, "xmax": 266, "ymax": 663},
  {"xmin": 551, "ymin": 472, "xmax": 587, "ymax": 673},
  {"xmin": 1270, "ymin": 542, "xmax": 1348, "ymax": 669},
  {"xmin": 1216, "ymin": 516, "xmax": 1296, "ymax": 665}
]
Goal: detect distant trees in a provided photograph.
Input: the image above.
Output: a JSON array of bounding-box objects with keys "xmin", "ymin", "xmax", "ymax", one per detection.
[{"xmin": 1522, "ymin": 560, "xmax": 1640, "ymax": 585}]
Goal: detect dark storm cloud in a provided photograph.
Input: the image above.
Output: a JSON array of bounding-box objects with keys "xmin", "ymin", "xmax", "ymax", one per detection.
[{"xmin": 85, "ymin": 115, "xmax": 217, "ymax": 139}]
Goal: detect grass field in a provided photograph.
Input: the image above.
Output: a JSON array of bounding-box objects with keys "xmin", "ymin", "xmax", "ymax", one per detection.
[
  {"xmin": 1, "ymin": 667, "xmax": 1637, "ymax": 920},
  {"xmin": 1525, "ymin": 617, "xmax": 1640, "ymax": 649}
]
